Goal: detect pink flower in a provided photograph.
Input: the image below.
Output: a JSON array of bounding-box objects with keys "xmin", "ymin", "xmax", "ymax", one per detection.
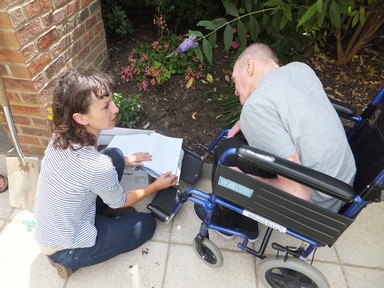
[
  {"xmin": 231, "ymin": 41, "xmax": 240, "ymax": 49},
  {"xmin": 232, "ymin": 28, "xmax": 237, "ymax": 33}
]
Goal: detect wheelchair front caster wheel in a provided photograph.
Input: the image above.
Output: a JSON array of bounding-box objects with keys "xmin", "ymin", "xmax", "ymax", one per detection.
[
  {"xmin": 192, "ymin": 236, "xmax": 223, "ymax": 268},
  {"xmin": 258, "ymin": 256, "xmax": 330, "ymax": 288}
]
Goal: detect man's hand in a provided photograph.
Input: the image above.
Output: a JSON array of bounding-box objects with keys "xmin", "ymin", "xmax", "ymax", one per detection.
[
  {"xmin": 125, "ymin": 152, "xmax": 152, "ymax": 167},
  {"xmin": 228, "ymin": 120, "xmax": 241, "ymax": 138}
]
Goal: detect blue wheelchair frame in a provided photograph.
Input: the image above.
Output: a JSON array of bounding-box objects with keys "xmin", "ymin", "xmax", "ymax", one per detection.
[{"xmin": 153, "ymin": 86, "xmax": 384, "ymax": 287}]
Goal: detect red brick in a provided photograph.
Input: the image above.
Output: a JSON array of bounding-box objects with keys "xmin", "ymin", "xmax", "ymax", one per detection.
[
  {"xmin": 45, "ymin": 55, "xmax": 65, "ymax": 80},
  {"xmin": 12, "ymin": 105, "xmax": 44, "ymax": 117},
  {"xmin": 5, "ymin": 91, "xmax": 21, "ymax": 103},
  {"xmin": 21, "ymin": 92, "xmax": 48, "ymax": 105},
  {"xmin": 5, "ymin": 78, "xmax": 36, "ymax": 93},
  {"xmin": 18, "ymin": 133, "xmax": 41, "ymax": 145},
  {"xmin": 28, "ymin": 51, "xmax": 51, "ymax": 76},
  {"xmin": 53, "ymin": 8, "xmax": 66, "ymax": 24},
  {"xmin": 42, "ymin": 11, "xmax": 54, "ymax": 27},
  {"xmin": 32, "ymin": 72, "xmax": 46, "ymax": 91},
  {"xmin": 21, "ymin": 43, "xmax": 37, "ymax": 62},
  {"xmin": 7, "ymin": 63, "xmax": 31, "ymax": 79},
  {"xmin": 11, "ymin": 114, "xmax": 31, "ymax": 125},
  {"xmin": 53, "ymin": 0, "xmax": 70, "ymax": 9},
  {"xmin": 0, "ymin": 30, "xmax": 20, "ymax": 47},
  {"xmin": 3, "ymin": 0, "xmax": 23, "ymax": 8},
  {"xmin": 0, "ymin": 48, "xmax": 25, "ymax": 62},
  {"xmin": 25, "ymin": 0, "xmax": 52, "ymax": 19},
  {"xmin": 81, "ymin": 0, "xmax": 94, "ymax": 8},
  {"xmin": 37, "ymin": 28, "xmax": 58, "ymax": 51},
  {"xmin": 85, "ymin": 14, "xmax": 96, "ymax": 30},
  {"xmin": 66, "ymin": 0, "xmax": 80, "ymax": 16},
  {"xmin": 33, "ymin": 117, "xmax": 50, "ymax": 127},
  {"xmin": 0, "ymin": 11, "xmax": 13, "ymax": 28},
  {"xmin": 7, "ymin": 7, "xmax": 25, "ymax": 28},
  {"xmin": 19, "ymin": 125, "xmax": 48, "ymax": 138},
  {"xmin": 15, "ymin": 19, "xmax": 43, "ymax": 46}
]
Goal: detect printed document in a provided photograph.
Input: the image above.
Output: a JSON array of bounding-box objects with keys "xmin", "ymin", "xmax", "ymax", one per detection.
[{"xmin": 107, "ymin": 133, "xmax": 183, "ymax": 179}]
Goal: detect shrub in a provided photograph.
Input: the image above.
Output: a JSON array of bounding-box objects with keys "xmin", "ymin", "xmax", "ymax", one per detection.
[
  {"xmin": 101, "ymin": 0, "xmax": 134, "ymax": 39},
  {"xmin": 112, "ymin": 92, "xmax": 142, "ymax": 128},
  {"xmin": 120, "ymin": 34, "xmax": 205, "ymax": 91}
]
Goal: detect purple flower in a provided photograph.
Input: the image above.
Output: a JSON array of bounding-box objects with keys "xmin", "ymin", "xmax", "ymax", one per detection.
[{"xmin": 168, "ymin": 34, "xmax": 198, "ymax": 57}]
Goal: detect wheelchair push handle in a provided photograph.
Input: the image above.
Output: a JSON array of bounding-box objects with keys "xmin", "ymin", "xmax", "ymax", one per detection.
[{"xmin": 236, "ymin": 145, "xmax": 356, "ymax": 202}]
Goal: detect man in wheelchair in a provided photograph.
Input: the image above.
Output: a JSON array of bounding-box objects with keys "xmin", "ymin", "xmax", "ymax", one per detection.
[{"xmin": 194, "ymin": 43, "xmax": 356, "ymax": 242}]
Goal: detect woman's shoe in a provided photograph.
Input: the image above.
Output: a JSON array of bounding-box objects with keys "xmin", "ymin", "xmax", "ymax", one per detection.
[{"xmin": 48, "ymin": 258, "xmax": 74, "ymax": 280}]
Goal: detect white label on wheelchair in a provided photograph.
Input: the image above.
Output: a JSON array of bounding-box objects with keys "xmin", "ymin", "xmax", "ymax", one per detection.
[
  {"xmin": 243, "ymin": 210, "xmax": 287, "ymax": 233},
  {"xmin": 218, "ymin": 176, "xmax": 253, "ymax": 197}
]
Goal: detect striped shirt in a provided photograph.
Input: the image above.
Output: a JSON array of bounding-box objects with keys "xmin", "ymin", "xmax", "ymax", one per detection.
[{"xmin": 34, "ymin": 139, "xmax": 126, "ymax": 250}]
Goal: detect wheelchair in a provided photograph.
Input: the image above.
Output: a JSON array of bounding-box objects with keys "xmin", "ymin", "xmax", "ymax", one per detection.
[{"xmin": 148, "ymin": 86, "xmax": 384, "ymax": 288}]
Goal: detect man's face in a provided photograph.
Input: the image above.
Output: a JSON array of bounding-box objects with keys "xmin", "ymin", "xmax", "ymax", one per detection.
[{"xmin": 232, "ymin": 60, "xmax": 252, "ymax": 105}]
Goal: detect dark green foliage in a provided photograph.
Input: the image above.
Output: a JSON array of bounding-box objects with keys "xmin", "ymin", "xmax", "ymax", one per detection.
[
  {"xmin": 112, "ymin": 92, "xmax": 141, "ymax": 128},
  {"xmin": 101, "ymin": 0, "xmax": 134, "ymax": 38},
  {"xmin": 144, "ymin": 0, "xmax": 222, "ymax": 30}
]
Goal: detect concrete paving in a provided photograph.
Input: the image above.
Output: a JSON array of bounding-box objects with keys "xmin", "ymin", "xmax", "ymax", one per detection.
[{"xmin": 0, "ymin": 125, "xmax": 383, "ymax": 288}]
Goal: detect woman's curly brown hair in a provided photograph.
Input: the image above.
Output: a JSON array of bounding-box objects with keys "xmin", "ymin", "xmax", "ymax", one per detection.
[{"xmin": 51, "ymin": 68, "xmax": 114, "ymax": 149}]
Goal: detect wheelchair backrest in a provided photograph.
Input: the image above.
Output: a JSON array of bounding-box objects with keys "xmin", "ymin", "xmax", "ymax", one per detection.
[{"xmin": 349, "ymin": 104, "xmax": 384, "ymax": 201}]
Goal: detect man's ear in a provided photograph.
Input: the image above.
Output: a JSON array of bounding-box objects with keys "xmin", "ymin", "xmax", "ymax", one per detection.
[
  {"xmin": 246, "ymin": 57, "xmax": 254, "ymax": 75},
  {"xmin": 72, "ymin": 113, "xmax": 88, "ymax": 125}
]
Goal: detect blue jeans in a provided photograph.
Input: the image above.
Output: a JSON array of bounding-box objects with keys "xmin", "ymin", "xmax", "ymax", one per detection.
[{"xmin": 48, "ymin": 147, "xmax": 156, "ymax": 269}]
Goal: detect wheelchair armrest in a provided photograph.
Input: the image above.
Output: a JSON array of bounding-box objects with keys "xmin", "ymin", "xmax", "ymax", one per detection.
[
  {"xmin": 329, "ymin": 98, "xmax": 357, "ymax": 117},
  {"xmin": 236, "ymin": 145, "xmax": 356, "ymax": 202}
]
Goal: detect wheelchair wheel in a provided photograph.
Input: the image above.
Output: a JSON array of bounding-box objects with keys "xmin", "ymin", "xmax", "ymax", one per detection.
[
  {"xmin": 192, "ymin": 237, "xmax": 223, "ymax": 268},
  {"xmin": 258, "ymin": 256, "xmax": 329, "ymax": 288}
]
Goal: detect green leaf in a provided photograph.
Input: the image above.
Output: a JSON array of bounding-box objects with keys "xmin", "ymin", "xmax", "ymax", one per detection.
[
  {"xmin": 194, "ymin": 47, "xmax": 204, "ymax": 63},
  {"xmin": 263, "ymin": 13, "xmax": 272, "ymax": 34},
  {"xmin": 359, "ymin": 13, "xmax": 366, "ymax": 26},
  {"xmin": 248, "ymin": 15, "xmax": 259, "ymax": 41},
  {"xmin": 223, "ymin": 1, "xmax": 239, "ymax": 17},
  {"xmin": 223, "ymin": 24, "xmax": 233, "ymax": 51},
  {"xmin": 280, "ymin": 14, "xmax": 288, "ymax": 30},
  {"xmin": 208, "ymin": 32, "xmax": 217, "ymax": 49},
  {"xmin": 282, "ymin": 3, "xmax": 292, "ymax": 22},
  {"xmin": 297, "ymin": 3, "xmax": 317, "ymax": 28},
  {"xmin": 316, "ymin": 0, "xmax": 323, "ymax": 13},
  {"xmin": 202, "ymin": 39, "xmax": 213, "ymax": 64},
  {"xmin": 197, "ymin": 20, "xmax": 216, "ymax": 31},
  {"xmin": 329, "ymin": 1, "xmax": 341, "ymax": 28},
  {"xmin": 237, "ymin": 19, "xmax": 247, "ymax": 45},
  {"xmin": 263, "ymin": 0, "xmax": 281, "ymax": 7},
  {"xmin": 245, "ymin": 0, "xmax": 253, "ymax": 13},
  {"xmin": 352, "ymin": 14, "xmax": 359, "ymax": 27},
  {"xmin": 186, "ymin": 30, "xmax": 204, "ymax": 37},
  {"xmin": 212, "ymin": 18, "xmax": 228, "ymax": 28}
]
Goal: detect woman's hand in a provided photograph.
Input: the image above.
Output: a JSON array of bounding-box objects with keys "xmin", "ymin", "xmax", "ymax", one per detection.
[
  {"xmin": 154, "ymin": 171, "xmax": 178, "ymax": 190},
  {"xmin": 125, "ymin": 152, "xmax": 152, "ymax": 167}
]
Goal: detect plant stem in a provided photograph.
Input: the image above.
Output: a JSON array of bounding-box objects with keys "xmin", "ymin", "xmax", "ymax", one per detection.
[{"xmin": 196, "ymin": 8, "xmax": 275, "ymax": 42}]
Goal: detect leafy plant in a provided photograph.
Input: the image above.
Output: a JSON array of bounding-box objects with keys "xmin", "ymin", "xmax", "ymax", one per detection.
[
  {"xmin": 183, "ymin": 0, "xmax": 383, "ymax": 65},
  {"xmin": 101, "ymin": 0, "xmax": 134, "ymax": 38},
  {"xmin": 112, "ymin": 92, "xmax": 142, "ymax": 128},
  {"xmin": 144, "ymin": 0, "xmax": 221, "ymax": 31},
  {"xmin": 120, "ymin": 34, "xmax": 204, "ymax": 91}
]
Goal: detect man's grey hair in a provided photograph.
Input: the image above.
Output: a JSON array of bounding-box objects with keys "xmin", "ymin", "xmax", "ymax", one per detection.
[{"xmin": 237, "ymin": 43, "xmax": 279, "ymax": 66}]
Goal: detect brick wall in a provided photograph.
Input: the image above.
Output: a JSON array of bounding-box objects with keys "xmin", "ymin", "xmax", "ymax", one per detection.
[{"xmin": 0, "ymin": 0, "xmax": 110, "ymax": 155}]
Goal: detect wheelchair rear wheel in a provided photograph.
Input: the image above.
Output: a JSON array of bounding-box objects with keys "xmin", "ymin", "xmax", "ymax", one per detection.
[
  {"xmin": 192, "ymin": 237, "xmax": 223, "ymax": 268},
  {"xmin": 258, "ymin": 256, "xmax": 329, "ymax": 288}
]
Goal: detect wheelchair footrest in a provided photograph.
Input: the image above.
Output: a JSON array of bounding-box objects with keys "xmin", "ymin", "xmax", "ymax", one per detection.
[{"xmin": 147, "ymin": 187, "xmax": 180, "ymax": 223}]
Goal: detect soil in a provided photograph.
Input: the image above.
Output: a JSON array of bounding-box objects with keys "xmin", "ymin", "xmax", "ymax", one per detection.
[{"xmin": 106, "ymin": 23, "xmax": 384, "ymax": 163}]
